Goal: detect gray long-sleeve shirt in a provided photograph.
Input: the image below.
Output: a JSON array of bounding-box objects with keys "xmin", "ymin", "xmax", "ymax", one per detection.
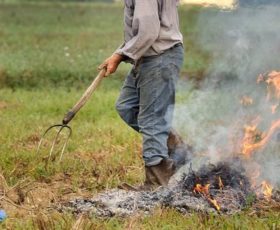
[{"xmin": 115, "ymin": 0, "xmax": 183, "ymax": 62}]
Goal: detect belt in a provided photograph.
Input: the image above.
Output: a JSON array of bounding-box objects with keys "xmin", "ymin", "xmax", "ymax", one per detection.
[
  {"xmin": 134, "ymin": 43, "xmax": 183, "ymax": 69},
  {"xmin": 170, "ymin": 42, "xmax": 183, "ymax": 49}
]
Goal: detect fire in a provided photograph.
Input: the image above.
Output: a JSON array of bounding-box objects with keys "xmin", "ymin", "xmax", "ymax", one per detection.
[
  {"xmin": 218, "ymin": 176, "xmax": 224, "ymax": 190},
  {"xmin": 241, "ymin": 71, "xmax": 280, "ymax": 158},
  {"xmin": 245, "ymin": 163, "xmax": 261, "ymax": 188},
  {"xmin": 239, "ymin": 71, "xmax": 280, "ymax": 199},
  {"xmin": 265, "ymin": 71, "xmax": 280, "ymax": 99},
  {"xmin": 242, "ymin": 120, "xmax": 280, "ymax": 157},
  {"xmin": 241, "ymin": 123, "xmax": 262, "ymax": 157},
  {"xmin": 189, "ymin": 71, "xmax": 279, "ymax": 208},
  {"xmin": 193, "ymin": 183, "xmax": 210, "ymax": 194},
  {"xmin": 240, "ymin": 96, "xmax": 253, "ymax": 106},
  {"xmin": 193, "ymin": 183, "xmax": 221, "ymax": 211},
  {"xmin": 208, "ymin": 198, "xmax": 220, "ymax": 211},
  {"xmin": 261, "ymin": 181, "xmax": 273, "ymax": 200},
  {"xmin": 271, "ymin": 104, "xmax": 278, "ymax": 114},
  {"xmin": 257, "ymin": 71, "xmax": 280, "ymax": 99},
  {"xmin": 257, "ymin": 73, "xmax": 265, "ymax": 83}
]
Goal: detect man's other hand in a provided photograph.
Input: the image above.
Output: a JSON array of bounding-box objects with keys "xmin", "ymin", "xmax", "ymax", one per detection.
[{"xmin": 98, "ymin": 53, "xmax": 123, "ymax": 77}]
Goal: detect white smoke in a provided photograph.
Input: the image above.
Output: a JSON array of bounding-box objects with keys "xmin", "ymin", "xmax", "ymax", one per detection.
[{"xmin": 175, "ymin": 4, "xmax": 280, "ymax": 187}]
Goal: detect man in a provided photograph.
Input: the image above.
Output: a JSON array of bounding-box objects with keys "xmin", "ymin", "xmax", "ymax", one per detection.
[{"xmin": 99, "ymin": 0, "xmax": 187, "ymax": 189}]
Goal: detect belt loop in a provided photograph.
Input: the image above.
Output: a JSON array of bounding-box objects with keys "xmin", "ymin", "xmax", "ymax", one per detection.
[{"xmin": 133, "ymin": 58, "xmax": 142, "ymax": 72}]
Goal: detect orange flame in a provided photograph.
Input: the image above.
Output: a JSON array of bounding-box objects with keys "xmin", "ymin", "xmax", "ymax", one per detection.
[
  {"xmin": 193, "ymin": 184, "xmax": 221, "ymax": 211},
  {"xmin": 242, "ymin": 120, "xmax": 280, "ymax": 157},
  {"xmin": 246, "ymin": 163, "xmax": 261, "ymax": 188},
  {"xmin": 241, "ymin": 122, "xmax": 262, "ymax": 157},
  {"xmin": 240, "ymin": 96, "xmax": 253, "ymax": 106},
  {"xmin": 257, "ymin": 73, "xmax": 265, "ymax": 83},
  {"xmin": 241, "ymin": 71, "xmax": 280, "ymax": 157},
  {"xmin": 271, "ymin": 104, "xmax": 278, "ymax": 114},
  {"xmin": 240, "ymin": 71, "xmax": 279, "ymax": 198},
  {"xmin": 266, "ymin": 71, "xmax": 280, "ymax": 99},
  {"xmin": 208, "ymin": 198, "xmax": 221, "ymax": 211},
  {"xmin": 257, "ymin": 71, "xmax": 280, "ymax": 99},
  {"xmin": 218, "ymin": 176, "xmax": 224, "ymax": 190},
  {"xmin": 193, "ymin": 183, "xmax": 210, "ymax": 194},
  {"xmin": 261, "ymin": 181, "xmax": 273, "ymax": 200}
]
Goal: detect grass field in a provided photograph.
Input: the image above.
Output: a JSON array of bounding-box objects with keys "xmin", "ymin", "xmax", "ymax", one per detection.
[
  {"xmin": 0, "ymin": 2, "xmax": 279, "ymax": 229},
  {"xmin": 0, "ymin": 1, "xmax": 208, "ymax": 88}
]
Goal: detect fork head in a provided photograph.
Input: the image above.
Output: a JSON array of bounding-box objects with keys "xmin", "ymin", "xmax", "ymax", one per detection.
[{"xmin": 36, "ymin": 124, "xmax": 72, "ymax": 163}]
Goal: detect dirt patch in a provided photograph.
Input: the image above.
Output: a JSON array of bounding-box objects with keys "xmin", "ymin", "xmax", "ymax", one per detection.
[
  {"xmin": 0, "ymin": 101, "xmax": 8, "ymax": 110},
  {"xmin": 12, "ymin": 134, "xmax": 41, "ymax": 152},
  {"xmin": 0, "ymin": 173, "xmax": 91, "ymax": 219}
]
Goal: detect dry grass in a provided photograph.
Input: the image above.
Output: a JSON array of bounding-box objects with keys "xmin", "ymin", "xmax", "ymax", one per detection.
[
  {"xmin": 0, "ymin": 87, "xmax": 279, "ymax": 230},
  {"xmin": 0, "ymin": 2, "xmax": 279, "ymax": 229}
]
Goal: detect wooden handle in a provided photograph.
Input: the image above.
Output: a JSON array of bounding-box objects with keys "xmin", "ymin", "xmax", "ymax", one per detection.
[{"xmin": 62, "ymin": 69, "xmax": 106, "ymax": 124}]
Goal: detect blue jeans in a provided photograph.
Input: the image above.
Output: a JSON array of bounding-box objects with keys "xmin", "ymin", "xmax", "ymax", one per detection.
[{"xmin": 116, "ymin": 44, "xmax": 184, "ymax": 166}]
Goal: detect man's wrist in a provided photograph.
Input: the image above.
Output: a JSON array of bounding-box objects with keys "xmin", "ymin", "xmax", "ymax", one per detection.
[{"xmin": 112, "ymin": 53, "xmax": 124, "ymax": 63}]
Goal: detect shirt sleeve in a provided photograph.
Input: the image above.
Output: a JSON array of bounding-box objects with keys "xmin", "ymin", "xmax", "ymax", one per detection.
[{"xmin": 115, "ymin": 0, "xmax": 160, "ymax": 62}]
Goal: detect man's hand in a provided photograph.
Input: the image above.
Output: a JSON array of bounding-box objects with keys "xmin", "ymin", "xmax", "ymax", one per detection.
[{"xmin": 98, "ymin": 53, "xmax": 123, "ymax": 77}]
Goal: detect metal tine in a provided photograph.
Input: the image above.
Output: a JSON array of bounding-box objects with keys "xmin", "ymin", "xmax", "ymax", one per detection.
[
  {"xmin": 36, "ymin": 124, "xmax": 64, "ymax": 155},
  {"xmin": 37, "ymin": 124, "xmax": 71, "ymax": 163},
  {"xmin": 48, "ymin": 125, "xmax": 65, "ymax": 160},
  {"xmin": 58, "ymin": 125, "xmax": 72, "ymax": 162}
]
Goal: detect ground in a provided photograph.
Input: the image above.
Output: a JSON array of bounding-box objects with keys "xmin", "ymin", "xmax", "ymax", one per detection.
[{"xmin": 0, "ymin": 2, "xmax": 279, "ymax": 229}]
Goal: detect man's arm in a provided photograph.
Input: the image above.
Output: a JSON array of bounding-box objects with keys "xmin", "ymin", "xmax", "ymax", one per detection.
[
  {"xmin": 99, "ymin": 0, "xmax": 160, "ymax": 76},
  {"xmin": 98, "ymin": 53, "xmax": 124, "ymax": 77},
  {"xmin": 115, "ymin": 0, "xmax": 160, "ymax": 61}
]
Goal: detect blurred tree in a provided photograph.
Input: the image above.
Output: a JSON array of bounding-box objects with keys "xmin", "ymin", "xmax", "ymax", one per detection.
[
  {"xmin": 10, "ymin": 0, "xmax": 115, "ymax": 2},
  {"xmin": 239, "ymin": 0, "xmax": 280, "ymax": 6}
]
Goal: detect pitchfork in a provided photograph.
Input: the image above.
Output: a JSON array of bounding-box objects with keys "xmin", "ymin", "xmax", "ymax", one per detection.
[{"xmin": 36, "ymin": 69, "xmax": 106, "ymax": 163}]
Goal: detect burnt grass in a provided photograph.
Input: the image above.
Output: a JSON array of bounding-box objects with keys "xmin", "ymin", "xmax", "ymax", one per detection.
[
  {"xmin": 184, "ymin": 160, "xmax": 251, "ymax": 196},
  {"xmin": 59, "ymin": 160, "xmax": 256, "ymax": 217}
]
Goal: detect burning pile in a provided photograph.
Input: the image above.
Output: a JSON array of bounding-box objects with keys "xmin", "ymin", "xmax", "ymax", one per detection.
[
  {"xmin": 59, "ymin": 161, "xmax": 252, "ymax": 217},
  {"xmin": 58, "ymin": 71, "xmax": 280, "ymax": 217},
  {"xmin": 183, "ymin": 160, "xmax": 251, "ymax": 211},
  {"xmin": 59, "ymin": 160, "xmax": 279, "ymax": 217}
]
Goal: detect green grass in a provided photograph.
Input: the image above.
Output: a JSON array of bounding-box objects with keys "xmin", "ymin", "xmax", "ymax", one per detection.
[
  {"xmin": 0, "ymin": 2, "xmax": 279, "ymax": 229},
  {"xmin": 0, "ymin": 2, "xmax": 209, "ymax": 88},
  {"xmin": 0, "ymin": 84, "xmax": 143, "ymax": 187},
  {"xmin": 0, "ymin": 2, "xmax": 126, "ymax": 88}
]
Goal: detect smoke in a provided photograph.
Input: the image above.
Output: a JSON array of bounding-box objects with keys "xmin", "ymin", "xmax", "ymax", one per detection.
[{"xmin": 175, "ymin": 4, "xmax": 280, "ymax": 187}]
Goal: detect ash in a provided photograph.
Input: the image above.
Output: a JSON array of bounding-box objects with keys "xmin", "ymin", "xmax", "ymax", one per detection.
[
  {"xmin": 60, "ymin": 187, "xmax": 214, "ymax": 217},
  {"xmin": 58, "ymin": 162, "xmax": 252, "ymax": 217}
]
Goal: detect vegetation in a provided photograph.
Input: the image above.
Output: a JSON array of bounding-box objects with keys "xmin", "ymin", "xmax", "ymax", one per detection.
[
  {"xmin": 0, "ymin": 2, "xmax": 279, "ymax": 229},
  {"xmin": 0, "ymin": 2, "xmax": 208, "ymax": 88}
]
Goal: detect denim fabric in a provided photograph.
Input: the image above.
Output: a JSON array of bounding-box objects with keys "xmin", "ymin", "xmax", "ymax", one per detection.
[{"xmin": 116, "ymin": 45, "xmax": 184, "ymax": 166}]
